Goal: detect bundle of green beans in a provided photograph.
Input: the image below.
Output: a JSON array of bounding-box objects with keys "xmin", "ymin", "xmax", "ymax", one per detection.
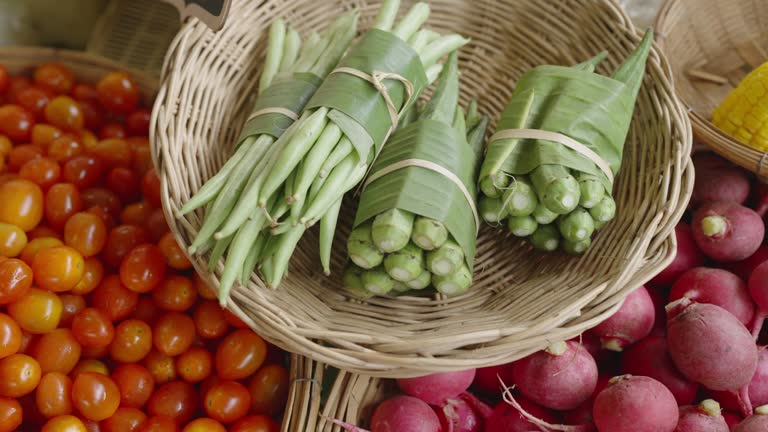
[{"xmin": 477, "ymin": 30, "xmax": 654, "ymax": 255}]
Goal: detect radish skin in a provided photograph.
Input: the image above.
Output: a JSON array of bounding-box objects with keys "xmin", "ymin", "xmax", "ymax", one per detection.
[
  {"xmin": 590, "ymin": 286, "xmax": 655, "ymax": 351},
  {"xmin": 621, "ymin": 335, "xmax": 698, "ymax": 405},
  {"xmin": 692, "ymin": 201, "xmax": 764, "ymax": 262},
  {"xmin": 748, "ymin": 348, "xmax": 768, "ymax": 408},
  {"xmin": 669, "ymin": 267, "xmax": 754, "ymax": 325},
  {"xmin": 484, "ymin": 397, "xmax": 559, "ymax": 432},
  {"xmin": 651, "ymin": 224, "xmax": 705, "ymax": 287},
  {"xmin": 647, "ymin": 285, "xmax": 669, "ymax": 336},
  {"xmin": 723, "ymin": 412, "xmax": 742, "ymax": 431},
  {"xmin": 474, "ymin": 364, "xmax": 514, "ymax": 395},
  {"xmin": 692, "ymin": 167, "xmax": 751, "ymax": 207},
  {"xmin": 724, "ymin": 245, "xmax": 768, "ymax": 281},
  {"xmin": 398, "ymin": 369, "xmax": 476, "ymax": 406},
  {"xmin": 370, "ymin": 395, "xmax": 442, "ymax": 432},
  {"xmin": 754, "ymin": 182, "xmax": 768, "ymax": 218},
  {"xmin": 562, "ymin": 375, "xmax": 613, "ymax": 425},
  {"xmin": 592, "ymin": 375, "xmax": 678, "ymax": 432},
  {"xmin": 674, "ymin": 399, "xmax": 728, "ymax": 432},
  {"xmin": 749, "ymin": 262, "xmax": 768, "ymax": 338},
  {"xmin": 733, "ymin": 405, "xmax": 768, "ymax": 432},
  {"xmin": 436, "ymin": 397, "xmax": 483, "ymax": 432}
]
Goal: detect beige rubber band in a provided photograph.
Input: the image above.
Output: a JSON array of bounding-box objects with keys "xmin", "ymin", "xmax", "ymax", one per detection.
[
  {"xmin": 246, "ymin": 107, "xmax": 299, "ymax": 122},
  {"xmin": 489, "ymin": 128, "xmax": 615, "ymax": 185},
  {"xmin": 363, "ymin": 158, "xmax": 480, "ymax": 234}
]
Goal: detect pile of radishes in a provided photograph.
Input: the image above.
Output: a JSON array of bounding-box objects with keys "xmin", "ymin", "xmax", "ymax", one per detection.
[{"xmin": 348, "ymin": 152, "xmax": 768, "ymax": 432}]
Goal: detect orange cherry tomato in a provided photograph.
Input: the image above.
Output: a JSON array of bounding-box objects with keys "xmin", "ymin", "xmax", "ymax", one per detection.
[
  {"xmin": 157, "ymin": 233, "xmax": 191, "ymax": 270},
  {"xmin": 152, "ymin": 275, "xmax": 196, "ymax": 312},
  {"xmin": 194, "ymin": 273, "xmax": 217, "ymax": 300},
  {"xmin": 119, "ymin": 202, "xmax": 151, "ymax": 226},
  {"xmin": 64, "ymin": 212, "xmax": 106, "ymax": 257},
  {"xmin": 71, "ymin": 257, "xmax": 103, "ymax": 296},
  {"xmin": 71, "ymin": 372, "xmax": 120, "ymax": 421},
  {"xmin": 132, "ymin": 296, "xmax": 160, "ymax": 325},
  {"xmin": 145, "ymin": 208, "xmax": 169, "ymax": 241},
  {"xmin": 0, "ymin": 353, "xmax": 41, "ymax": 397},
  {"xmin": 62, "ymin": 156, "xmax": 104, "ymax": 189},
  {"xmin": 125, "ymin": 109, "xmax": 151, "ymax": 136},
  {"xmin": 143, "ymin": 350, "xmax": 176, "ymax": 385},
  {"xmin": 0, "ymin": 223, "xmax": 27, "ymax": 257},
  {"xmin": 0, "ymin": 179, "xmax": 44, "ymax": 231},
  {"xmin": 141, "ymin": 169, "xmax": 162, "ymax": 208},
  {"xmin": 101, "ymin": 406, "xmax": 147, "ymax": 432},
  {"xmin": 230, "ymin": 415, "xmax": 280, "ymax": 432},
  {"xmin": 44, "ymin": 96, "xmax": 84, "ymax": 132},
  {"xmin": 80, "ymin": 188, "xmax": 121, "ymax": 218},
  {"xmin": 45, "ymin": 183, "xmax": 82, "ymax": 230},
  {"xmin": 110, "ymin": 319, "xmax": 152, "ymax": 363},
  {"xmin": 7, "ymin": 144, "xmax": 43, "ymax": 172},
  {"xmin": 90, "ymin": 275, "xmax": 137, "ymax": 322},
  {"xmin": 20, "ymin": 236, "xmax": 63, "ymax": 264},
  {"xmin": 20, "ymin": 157, "xmax": 60, "ymax": 189},
  {"xmin": 48, "ymin": 135, "xmax": 84, "ymax": 162},
  {"xmin": 71, "ymin": 308, "xmax": 114, "ymax": 349},
  {"xmin": 151, "ymin": 313, "xmax": 195, "ymax": 358},
  {"xmin": 184, "ymin": 418, "xmax": 226, "ymax": 432},
  {"xmin": 41, "ymin": 414, "xmax": 87, "ymax": 432},
  {"xmin": 147, "ymin": 381, "xmax": 197, "ymax": 424},
  {"xmin": 36, "ymin": 372, "xmax": 73, "ymax": 417},
  {"xmin": 88, "ymin": 139, "xmax": 131, "ymax": 169},
  {"xmin": 142, "ymin": 415, "xmax": 179, "ymax": 432},
  {"xmin": 102, "ymin": 225, "xmax": 148, "ymax": 268},
  {"xmin": 0, "ymin": 105, "xmax": 34, "ymax": 142},
  {"xmin": 0, "ymin": 397, "xmax": 22, "ymax": 432},
  {"xmin": 8, "ymin": 288, "xmax": 62, "ymax": 333},
  {"xmin": 31, "ymin": 124, "xmax": 63, "ymax": 149},
  {"xmin": 34, "ymin": 64, "xmax": 75, "ymax": 95},
  {"xmin": 192, "ymin": 301, "xmax": 228, "ymax": 340},
  {"xmin": 97, "ymin": 72, "xmax": 140, "ymax": 114},
  {"xmin": 69, "ymin": 359, "xmax": 108, "ymax": 380},
  {"xmin": 215, "ymin": 329, "xmax": 267, "ymax": 380},
  {"xmin": 175, "ymin": 346, "xmax": 212, "ymax": 383},
  {"xmin": 119, "ymin": 244, "xmax": 166, "ymax": 293},
  {"xmin": 28, "ymin": 225, "xmax": 60, "ymax": 240},
  {"xmin": 32, "ymin": 245, "xmax": 85, "ymax": 292},
  {"xmin": 105, "ymin": 167, "xmax": 140, "ymax": 203},
  {"xmin": 0, "ymin": 258, "xmax": 33, "ymax": 304},
  {"xmin": 98, "ymin": 123, "xmax": 125, "ymax": 140},
  {"xmin": 248, "ymin": 364, "xmax": 289, "ymax": 417},
  {"xmin": 111, "ymin": 363, "xmax": 154, "ymax": 409},
  {"xmin": 17, "ymin": 86, "xmax": 52, "ymax": 119},
  {"xmin": 0, "ymin": 313, "xmax": 21, "ymax": 359},
  {"xmin": 59, "ymin": 294, "xmax": 86, "ymax": 327},
  {"xmin": 32, "ymin": 328, "xmax": 82, "ymax": 374},
  {"xmin": 0, "ymin": 136, "xmax": 11, "ymax": 156},
  {"xmin": 204, "ymin": 380, "xmax": 251, "ymax": 424}
]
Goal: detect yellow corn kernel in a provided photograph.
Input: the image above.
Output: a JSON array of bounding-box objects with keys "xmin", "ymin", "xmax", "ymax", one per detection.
[{"xmin": 713, "ymin": 62, "xmax": 768, "ymax": 152}]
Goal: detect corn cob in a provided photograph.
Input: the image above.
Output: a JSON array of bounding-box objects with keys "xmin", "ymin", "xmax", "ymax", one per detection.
[{"xmin": 713, "ymin": 62, "xmax": 768, "ymax": 152}]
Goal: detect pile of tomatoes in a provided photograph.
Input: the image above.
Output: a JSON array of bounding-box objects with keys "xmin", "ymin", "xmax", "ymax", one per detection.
[{"xmin": 0, "ymin": 63, "xmax": 288, "ymax": 432}]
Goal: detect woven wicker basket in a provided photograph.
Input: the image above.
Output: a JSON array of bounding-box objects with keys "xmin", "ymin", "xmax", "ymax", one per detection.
[
  {"xmin": 153, "ymin": 0, "xmax": 694, "ymax": 377},
  {"xmin": 655, "ymin": 0, "xmax": 768, "ymax": 177}
]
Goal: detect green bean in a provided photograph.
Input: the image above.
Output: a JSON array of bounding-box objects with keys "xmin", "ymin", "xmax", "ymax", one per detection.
[
  {"xmin": 299, "ymin": 152, "xmax": 356, "ymax": 225},
  {"xmin": 291, "ymin": 123, "xmax": 342, "ymax": 203},
  {"xmin": 241, "ymin": 234, "xmax": 266, "ymax": 285},
  {"xmin": 318, "ymin": 137, "xmax": 352, "ymax": 178},
  {"xmin": 266, "ymin": 225, "xmax": 306, "ymax": 288},
  {"xmin": 392, "ymin": 2, "xmax": 430, "ymax": 41},
  {"xmin": 207, "ymin": 234, "xmax": 233, "ymax": 271},
  {"xmin": 278, "ymin": 28, "xmax": 301, "ymax": 73},
  {"xmin": 419, "ymin": 34, "xmax": 470, "ymax": 68},
  {"xmin": 319, "ymin": 198, "xmax": 342, "ymax": 275},
  {"xmin": 372, "ymin": 0, "xmax": 400, "ymax": 31},
  {"xmin": 218, "ymin": 216, "xmax": 265, "ymax": 305},
  {"xmin": 258, "ymin": 19, "xmax": 286, "ymax": 92}
]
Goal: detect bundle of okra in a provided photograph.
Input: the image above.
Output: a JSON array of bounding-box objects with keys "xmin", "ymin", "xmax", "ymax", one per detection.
[
  {"xmin": 477, "ymin": 30, "xmax": 654, "ymax": 254},
  {"xmin": 343, "ymin": 52, "xmax": 488, "ymax": 298}
]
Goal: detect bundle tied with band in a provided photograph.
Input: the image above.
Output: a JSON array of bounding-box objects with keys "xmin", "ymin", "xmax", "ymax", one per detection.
[
  {"xmin": 344, "ymin": 52, "xmax": 490, "ymax": 299},
  {"xmin": 477, "ymin": 29, "xmax": 654, "ymax": 255}
]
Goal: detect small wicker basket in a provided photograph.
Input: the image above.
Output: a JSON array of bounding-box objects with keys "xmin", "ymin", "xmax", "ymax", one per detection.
[
  {"xmin": 655, "ymin": 0, "xmax": 768, "ymax": 177},
  {"xmin": 153, "ymin": 0, "xmax": 694, "ymax": 377}
]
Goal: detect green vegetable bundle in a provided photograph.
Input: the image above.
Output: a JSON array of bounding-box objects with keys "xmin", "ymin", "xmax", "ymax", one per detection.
[
  {"xmin": 343, "ymin": 52, "xmax": 489, "ymax": 298},
  {"xmin": 477, "ymin": 29, "xmax": 654, "ymax": 254}
]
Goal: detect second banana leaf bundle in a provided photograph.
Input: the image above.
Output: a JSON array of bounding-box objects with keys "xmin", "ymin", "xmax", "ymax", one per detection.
[
  {"xmin": 477, "ymin": 30, "xmax": 654, "ymax": 254},
  {"xmin": 344, "ymin": 52, "xmax": 489, "ymax": 298}
]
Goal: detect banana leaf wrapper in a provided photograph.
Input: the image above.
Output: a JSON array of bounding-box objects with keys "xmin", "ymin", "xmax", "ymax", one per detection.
[
  {"xmin": 305, "ymin": 29, "xmax": 428, "ymax": 163},
  {"xmin": 236, "ymin": 72, "xmax": 323, "ymax": 145},
  {"xmin": 354, "ymin": 118, "xmax": 480, "ymax": 270}
]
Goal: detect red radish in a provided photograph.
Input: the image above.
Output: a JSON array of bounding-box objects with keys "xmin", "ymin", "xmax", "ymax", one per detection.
[
  {"xmin": 734, "ymin": 405, "xmax": 768, "ymax": 432},
  {"xmin": 647, "ymin": 285, "xmax": 669, "ymax": 335},
  {"xmin": 747, "ymin": 348, "xmax": 768, "ymax": 408},
  {"xmin": 510, "ymin": 341, "xmax": 598, "ymax": 410},
  {"xmin": 724, "ymin": 245, "xmax": 768, "ymax": 281},
  {"xmin": 570, "ymin": 333, "xmax": 618, "ymax": 370},
  {"xmin": 650, "ymin": 224, "xmax": 705, "ymax": 287},
  {"xmin": 692, "ymin": 167, "xmax": 751, "ymax": 207},
  {"xmin": 749, "ymin": 262, "xmax": 768, "ymax": 338},
  {"xmin": 398, "ymin": 370, "xmax": 476, "ymax": 406},
  {"xmin": 692, "ymin": 201, "xmax": 764, "ymax": 262},
  {"xmin": 669, "ymin": 267, "xmax": 754, "ymax": 325},
  {"xmin": 474, "ymin": 364, "xmax": 514, "ymax": 395},
  {"xmin": 674, "ymin": 399, "xmax": 729, "ymax": 432},
  {"xmin": 436, "ymin": 397, "xmax": 483, "ymax": 432},
  {"xmin": 621, "ymin": 335, "xmax": 698, "ymax": 405},
  {"xmin": 370, "ymin": 396, "xmax": 441, "ymax": 432},
  {"xmin": 723, "ymin": 412, "xmax": 742, "ymax": 431},
  {"xmin": 693, "ymin": 152, "xmax": 733, "ymax": 172},
  {"xmin": 484, "ymin": 397, "xmax": 559, "ymax": 432},
  {"xmin": 592, "ymin": 375, "xmax": 678, "ymax": 432},
  {"xmin": 589, "ymin": 286, "xmax": 655, "ymax": 351},
  {"xmin": 562, "ymin": 376, "xmax": 613, "ymax": 425},
  {"xmin": 754, "ymin": 182, "xmax": 768, "ymax": 218}
]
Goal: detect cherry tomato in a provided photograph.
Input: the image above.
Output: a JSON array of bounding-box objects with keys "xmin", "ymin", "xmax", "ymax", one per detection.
[
  {"xmin": 111, "ymin": 363, "xmax": 154, "ymax": 409},
  {"xmin": 90, "ymin": 275, "xmax": 137, "ymax": 322},
  {"xmin": 0, "ymin": 314, "xmax": 21, "ymax": 359},
  {"xmin": 80, "ymin": 188, "xmax": 121, "ymax": 218},
  {"xmin": 34, "ymin": 64, "xmax": 75, "ymax": 95},
  {"xmin": 8, "ymin": 288, "xmax": 62, "ymax": 333},
  {"xmin": 59, "ymin": 294, "xmax": 86, "ymax": 327},
  {"xmin": 128, "ymin": 137, "xmax": 152, "ymax": 176},
  {"xmin": 32, "ymin": 328, "xmax": 82, "ymax": 374},
  {"xmin": 143, "ymin": 350, "xmax": 176, "ymax": 385},
  {"xmin": 204, "ymin": 380, "xmax": 251, "ymax": 424},
  {"xmin": 98, "ymin": 123, "xmax": 125, "ymax": 140},
  {"xmin": 32, "ymin": 124, "xmax": 64, "ymax": 149},
  {"xmin": 119, "ymin": 244, "xmax": 165, "ymax": 293},
  {"xmin": 109, "ymin": 319, "xmax": 152, "ymax": 363},
  {"xmin": 0, "ymin": 353, "xmax": 41, "ymax": 397},
  {"xmin": 80, "ymin": 344, "xmax": 109, "ymax": 359},
  {"xmin": 152, "ymin": 275, "xmax": 196, "ymax": 312},
  {"xmin": 48, "ymin": 135, "xmax": 83, "ymax": 162},
  {"xmin": 85, "ymin": 206, "xmax": 115, "ymax": 232},
  {"xmin": 32, "ymin": 245, "xmax": 85, "ymax": 292},
  {"xmin": 151, "ymin": 313, "xmax": 194, "ymax": 358},
  {"xmin": 77, "ymin": 100, "xmax": 104, "ymax": 131},
  {"xmin": 223, "ymin": 309, "xmax": 249, "ymax": 329},
  {"xmin": 45, "ymin": 183, "xmax": 82, "ymax": 230},
  {"xmin": 193, "ymin": 301, "xmax": 228, "ymax": 340},
  {"xmin": 248, "ymin": 364, "xmax": 289, "ymax": 417},
  {"xmin": 145, "ymin": 208, "xmax": 169, "ymax": 241},
  {"xmin": 71, "ymin": 372, "xmax": 120, "ymax": 421},
  {"xmin": 41, "ymin": 414, "xmax": 87, "ymax": 432},
  {"xmin": 64, "ymin": 212, "xmax": 106, "ymax": 257},
  {"xmin": 7, "ymin": 145, "xmax": 42, "ymax": 174},
  {"xmin": 184, "ymin": 418, "xmax": 226, "ymax": 432},
  {"xmin": 18, "ymin": 331, "xmax": 36, "ymax": 355},
  {"xmin": 71, "ymin": 258, "xmax": 103, "ymax": 296},
  {"xmin": 44, "ymin": 96, "xmax": 84, "ymax": 131},
  {"xmin": 28, "ymin": 225, "xmax": 60, "ymax": 240},
  {"xmin": 125, "ymin": 109, "xmax": 150, "ymax": 136},
  {"xmin": 215, "ymin": 329, "xmax": 267, "ymax": 380},
  {"xmin": 119, "ymin": 202, "xmax": 151, "ymax": 227},
  {"xmin": 105, "ymin": 168, "xmax": 140, "ymax": 203},
  {"xmin": 71, "ymin": 308, "xmax": 114, "ymax": 349},
  {"xmin": 230, "ymin": 415, "xmax": 280, "ymax": 432},
  {"xmin": 69, "ymin": 359, "xmax": 108, "ymax": 380},
  {"xmin": 6, "ymin": 76, "xmax": 31, "ymax": 103},
  {"xmin": 101, "ymin": 407, "xmax": 146, "ymax": 432},
  {"xmin": 0, "ymin": 397, "xmax": 22, "ymax": 432},
  {"xmin": 36, "ymin": 372, "xmax": 73, "ymax": 417},
  {"xmin": 142, "ymin": 415, "xmax": 178, "ymax": 432},
  {"xmin": 102, "ymin": 225, "xmax": 148, "ymax": 268},
  {"xmin": 62, "ymin": 156, "xmax": 104, "ymax": 189},
  {"xmin": 174, "ymin": 346, "xmax": 212, "ymax": 384},
  {"xmin": 194, "ymin": 273, "xmax": 217, "ymax": 301},
  {"xmin": 97, "ymin": 73, "xmax": 139, "ymax": 114},
  {"xmin": 20, "ymin": 236, "xmax": 63, "ymax": 264},
  {"xmin": 141, "ymin": 169, "xmax": 161, "ymax": 208},
  {"xmin": 132, "ymin": 296, "xmax": 160, "ymax": 324},
  {"xmin": 147, "ymin": 381, "xmax": 197, "ymax": 424},
  {"xmin": 157, "ymin": 233, "xmax": 191, "ymax": 270},
  {"xmin": 17, "ymin": 86, "xmax": 52, "ymax": 119},
  {"xmin": 0, "ymin": 223, "xmax": 27, "ymax": 257},
  {"xmin": 20, "ymin": 157, "xmax": 60, "ymax": 189},
  {"xmin": 89, "ymin": 139, "xmax": 132, "ymax": 170},
  {"xmin": 0, "ymin": 258, "xmax": 32, "ymax": 304},
  {"xmin": 0, "ymin": 179, "xmax": 44, "ymax": 231},
  {"xmin": 81, "ymin": 418, "xmax": 101, "ymax": 432},
  {"xmin": 0, "ymin": 66, "xmax": 7, "ymax": 93},
  {"xmin": 0, "ymin": 105, "xmax": 34, "ymax": 142},
  {"xmin": 0, "ymin": 136, "xmax": 11, "ymax": 156}
]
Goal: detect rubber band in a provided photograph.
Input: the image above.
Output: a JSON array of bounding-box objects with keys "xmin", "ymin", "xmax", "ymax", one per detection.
[
  {"xmin": 246, "ymin": 107, "xmax": 299, "ymax": 122},
  {"xmin": 489, "ymin": 128, "xmax": 615, "ymax": 185}
]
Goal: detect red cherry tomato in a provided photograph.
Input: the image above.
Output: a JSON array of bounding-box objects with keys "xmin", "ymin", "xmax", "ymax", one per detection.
[
  {"xmin": 20, "ymin": 157, "xmax": 60, "ymax": 189},
  {"xmin": 0, "ymin": 66, "xmax": 7, "ymax": 93},
  {"xmin": 193, "ymin": 301, "xmax": 228, "ymax": 340},
  {"xmin": 0, "ymin": 353, "xmax": 41, "ymax": 397},
  {"xmin": 70, "ymin": 257, "xmax": 103, "ymax": 296},
  {"xmin": 204, "ymin": 380, "xmax": 251, "ymax": 424},
  {"xmin": 34, "ymin": 64, "xmax": 75, "ymax": 95},
  {"xmin": 230, "ymin": 415, "xmax": 280, "ymax": 432},
  {"xmin": 109, "ymin": 319, "xmax": 152, "ymax": 363},
  {"xmin": 47, "ymin": 135, "xmax": 84, "ymax": 162},
  {"xmin": 145, "ymin": 209, "xmax": 169, "ymax": 242},
  {"xmin": 215, "ymin": 329, "xmax": 267, "ymax": 380},
  {"xmin": 184, "ymin": 418, "xmax": 226, "ymax": 432},
  {"xmin": 31, "ymin": 328, "xmax": 82, "ymax": 374},
  {"xmin": 0, "ymin": 397, "xmax": 22, "ymax": 432},
  {"xmin": 175, "ymin": 346, "xmax": 212, "ymax": 384},
  {"xmin": 111, "ymin": 363, "xmax": 154, "ymax": 409},
  {"xmin": 44, "ymin": 96, "xmax": 84, "ymax": 131},
  {"xmin": 143, "ymin": 350, "xmax": 176, "ymax": 385},
  {"xmin": 64, "ymin": 212, "xmax": 107, "ymax": 257},
  {"xmin": 98, "ymin": 123, "xmax": 125, "ymax": 140},
  {"xmin": 17, "ymin": 86, "xmax": 52, "ymax": 119},
  {"xmin": 59, "ymin": 294, "xmax": 86, "ymax": 327},
  {"xmin": 0, "ymin": 259, "xmax": 33, "ymax": 304},
  {"xmin": 142, "ymin": 415, "xmax": 179, "ymax": 432},
  {"xmin": 131, "ymin": 296, "xmax": 160, "ymax": 325},
  {"xmin": 147, "ymin": 381, "xmax": 197, "ymax": 424},
  {"xmin": 157, "ymin": 232, "xmax": 192, "ymax": 270},
  {"xmin": 152, "ymin": 313, "xmax": 195, "ymax": 357},
  {"xmin": 119, "ymin": 244, "xmax": 166, "ymax": 293},
  {"xmin": 88, "ymin": 139, "xmax": 131, "ymax": 168},
  {"xmin": 0, "ymin": 314, "xmax": 21, "ymax": 359},
  {"xmin": 7, "ymin": 144, "xmax": 43, "ymax": 172},
  {"xmin": 77, "ymin": 99, "xmax": 105, "ymax": 131},
  {"xmin": 102, "ymin": 225, "xmax": 148, "ymax": 268},
  {"xmin": 6, "ymin": 76, "xmax": 32, "ymax": 103},
  {"xmin": 152, "ymin": 275, "xmax": 196, "ymax": 312},
  {"xmin": 90, "ymin": 275, "xmax": 138, "ymax": 322},
  {"xmin": 0, "ymin": 105, "xmax": 35, "ymax": 142},
  {"xmin": 70, "ymin": 83, "xmax": 98, "ymax": 102},
  {"xmin": 97, "ymin": 72, "xmax": 140, "ymax": 114},
  {"xmin": 36, "ymin": 372, "xmax": 73, "ymax": 417},
  {"xmin": 248, "ymin": 364, "xmax": 289, "ymax": 417},
  {"xmin": 101, "ymin": 407, "xmax": 146, "ymax": 432},
  {"xmin": 62, "ymin": 156, "xmax": 104, "ymax": 189},
  {"xmin": 71, "ymin": 308, "xmax": 114, "ymax": 349},
  {"xmin": 141, "ymin": 169, "xmax": 162, "ymax": 208},
  {"xmin": 119, "ymin": 202, "xmax": 151, "ymax": 227},
  {"xmin": 105, "ymin": 167, "xmax": 140, "ymax": 203},
  {"xmin": 80, "ymin": 188, "xmax": 121, "ymax": 219},
  {"xmin": 71, "ymin": 372, "xmax": 120, "ymax": 421},
  {"xmin": 125, "ymin": 109, "xmax": 151, "ymax": 136},
  {"xmin": 20, "ymin": 236, "xmax": 62, "ymax": 265}
]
